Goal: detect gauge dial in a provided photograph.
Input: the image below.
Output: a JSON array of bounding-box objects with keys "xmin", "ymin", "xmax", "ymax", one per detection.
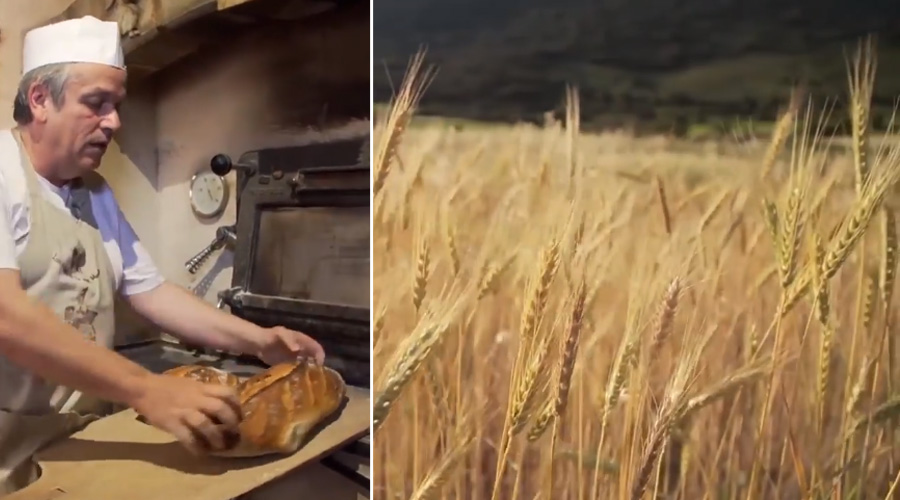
[{"xmin": 189, "ymin": 170, "xmax": 229, "ymax": 218}]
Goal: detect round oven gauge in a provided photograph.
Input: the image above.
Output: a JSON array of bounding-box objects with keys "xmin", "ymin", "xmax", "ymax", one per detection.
[{"xmin": 189, "ymin": 170, "xmax": 229, "ymax": 218}]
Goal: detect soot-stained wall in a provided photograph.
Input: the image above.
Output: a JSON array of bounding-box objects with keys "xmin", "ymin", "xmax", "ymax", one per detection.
[{"xmin": 147, "ymin": 1, "xmax": 370, "ymax": 342}]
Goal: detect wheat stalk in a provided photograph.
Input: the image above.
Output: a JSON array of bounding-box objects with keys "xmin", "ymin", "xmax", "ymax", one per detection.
[
  {"xmin": 823, "ymin": 164, "xmax": 900, "ymax": 281},
  {"xmin": 478, "ymin": 256, "xmax": 512, "ymax": 300},
  {"xmin": 846, "ymin": 354, "xmax": 875, "ymax": 417},
  {"xmin": 698, "ymin": 187, "xmax": 732, "ymax": 233},
  {"xmin": 630, "ymin": 326, "xmax": 711, "ymax": 500},
  {"xmin": 519, "ymin": 241, "xmax": 561, "ymax": 347},
  {"xmin": 849, "ymin": 396, "xmax": 900, "ymax": 434},
  {"xmin": 818, "ymin": 322, "xmax": 835, "ymax": 437},
  {"xmin": 490, "ymin": 239, "xmax": 561, "ymax": 500},
  {"xmin": 846, "ymin": 35, "xmax": 877, "ymax": 194},
  {"xmin": 881, "ymin": 209, "xmax": 898, "ymax": 390},
  {"xmin": 445, "ymin": 221, "xmax": 461, "ymax": 276},
  {"xmin": 408, "ymin": 434, "xmax": 475, "ymax": 500},
  {"xmin": 527, "ymin": 398, "xmax": 555, "ymax": 442},
  {"xmin": 656, "ymin": 175, "xmax": 673, "ymax": 235},
  {"xmin": 565, "ymin": 85, "xmax": 581, "ymax": 195},
  {"xmin": 373, "ymin": 288, "xmax": 470, "ymax": 433},
  {"xmin": 683, "ymin": 354, "xmax": 774, "ymax": 418},
  {"xmin": 762, "ymin": 198, "xmax": 781, "ymax": 262},
  {"xmin": 373, "ymin": 49, "xmax": 436, "ymax": 197},
  {"xmin": 881, "ymin": 208, "xmax": 898, "ymax": 307},
  {"xmin": 746, "ymin": 94, "xmax": 834, "ymax": 500},
  {"xmin": 650, "ymin": 277, "xmax": 682, "ymax": 356},
  {"xmin": 527, "ymin": 280, "xmax": 588, "ymax": 441},
  {"xmin": 761, "ymin": 85, "xmax": 803, "ymax": 179},
  {"xmin": 556, "ymin": 281, "xmax": 587, "ymax": 416},
  {"xmin": 591, "ymin": 278, "xmax": 651, "ymax": 498},
  {"xmin": 509, "ymin": 331, "xmax": 554, "ymax": 435},
  {"xmin": 413, "ymin": 235, "xmax": 430, "ymax": 314},
  {"xmin": 861, "ymin": 272, "xmax": 877, "ymax": 335}
]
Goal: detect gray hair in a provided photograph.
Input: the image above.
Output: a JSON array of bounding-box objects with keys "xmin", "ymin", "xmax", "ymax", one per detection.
[{"xmin": 12, "ymin": 63, "xmax": 71, "ymax": 125}]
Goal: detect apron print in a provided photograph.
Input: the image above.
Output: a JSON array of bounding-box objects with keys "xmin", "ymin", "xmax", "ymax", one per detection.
[
  {"xmin": 53, "ymin": 242, "xmax": 102, "ymax": 342},
  {"xmin": 65, "ymin": 303, "xmax": 99, "ymax": 342},
  {"xmin": 54, "ymin": 241, "xmax": 87, "ymax": 276}
]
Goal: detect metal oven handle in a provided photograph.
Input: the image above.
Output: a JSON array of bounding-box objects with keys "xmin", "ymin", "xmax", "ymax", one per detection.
[{"xmin": 184, "ymin": 225, "xmax": 237, "ymax": 275}]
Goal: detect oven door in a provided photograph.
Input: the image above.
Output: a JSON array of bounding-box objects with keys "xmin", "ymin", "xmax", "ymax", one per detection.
[{"xmin": 222, "ymin": 143, "xmax": 370, "ymax": 388}]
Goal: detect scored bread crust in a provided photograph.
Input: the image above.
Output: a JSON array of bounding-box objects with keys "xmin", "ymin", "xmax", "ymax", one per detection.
[
  {"xmin": 163, "ymin": 365, "xmax": 242, "ymax": 388},
  {"xmin": 163, "ymin": 361, "xmax": 347, "ymax": 457}
]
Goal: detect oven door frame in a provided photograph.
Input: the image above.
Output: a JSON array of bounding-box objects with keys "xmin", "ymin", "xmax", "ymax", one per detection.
[
  {"xmin": 231, "ymin": 161, "xmax": 370, "ymax": 303},
  {"xmin": 222, "ymin": 150, "xmax": 371, "ymax": 386}
]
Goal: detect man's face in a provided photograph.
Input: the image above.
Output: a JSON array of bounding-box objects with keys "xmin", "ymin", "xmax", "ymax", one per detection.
[{"xmin": 29, "ymin": 63, "xmax": 126, "ymax": 178}]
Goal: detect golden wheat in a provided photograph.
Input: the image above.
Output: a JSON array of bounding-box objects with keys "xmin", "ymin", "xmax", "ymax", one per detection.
[
  {"xmin": 373, "ymin": 39, "xmax": 900, "ymax": 500},
  {"xmin": 408, "ymin": 434, "xmax": 475, "ymax": 500},
  {"xmin": 650, "ymin": 278, "xmax": 681, "ymax": 356},
  {"xmin": 373, "ymin": 50, "xmax": 435, "ymax": 198}
]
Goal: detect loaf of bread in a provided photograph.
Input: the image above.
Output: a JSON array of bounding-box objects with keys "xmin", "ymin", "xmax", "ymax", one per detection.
[{"xmin": 163, "ymin": 360, "xmax": 347, "ymax": 457}]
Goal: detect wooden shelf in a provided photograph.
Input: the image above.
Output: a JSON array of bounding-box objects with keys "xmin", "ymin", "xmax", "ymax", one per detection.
[{"xmin": 113, "ymin": 0, "xmax": 342, "ymax": 81}]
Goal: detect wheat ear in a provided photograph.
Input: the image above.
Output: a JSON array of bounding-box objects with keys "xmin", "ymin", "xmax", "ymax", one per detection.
[
  {"xmin": 881, "ymin": 209, "xmax": 898, "ymax": 388},
  {"xmin": 848, "ymin": 396, "xmax": 900, "ymax": 434},
  {"xmin": 373, "ymin": 291, "xmax": 469, "ymax": 433},
  {"xmin": 408, "ymin": 434, "xmax": 475, "ymax": 500},
  {"xmin": 846, "ymin": 35, "xmax": 877, "ymax": 194},
  {"xmin": 489, "ymin": 240, "xmax": 561, "ymax": 500},
  {"xmin": 373, "ymin": 49, "xmax": 435, "ymax": 197},
  {"xmin": 650, "ymin": 278, "xmax": 682, "ymax": 355},
  {"xmin": 761, "ymin": 85, "xmax": 802, "ymax": 179},
  {"xmin": 413, "ymin": 235, "xmax": 430, "ymax": 314},
  {"xmin": 630, "ymin": 327, "xmax": 711, "ymax": 500},
  {"xmin": 684, "ymin": 354, "xmax": 775, "ymax": 418}
]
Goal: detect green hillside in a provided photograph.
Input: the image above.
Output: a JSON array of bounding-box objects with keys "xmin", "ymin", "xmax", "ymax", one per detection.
[{"xmin": 373, "ymin": 0, "xmax": 900, "ymax": 134}]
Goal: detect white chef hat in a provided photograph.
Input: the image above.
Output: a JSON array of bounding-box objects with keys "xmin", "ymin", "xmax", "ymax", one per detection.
[{"xmin": 22, "ymin": 16, "xmax": 124, "ymax": 75}]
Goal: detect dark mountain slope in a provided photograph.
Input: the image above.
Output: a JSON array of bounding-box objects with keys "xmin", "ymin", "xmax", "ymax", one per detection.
[{"xmin": 373, "ymin": 0, "xmax": 900, "ymax": 132}]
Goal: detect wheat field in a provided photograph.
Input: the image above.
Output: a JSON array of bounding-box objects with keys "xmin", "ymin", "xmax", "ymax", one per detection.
[{"xmin": 371, "ymin": 41, "xmax": 900, "ymax": 499}]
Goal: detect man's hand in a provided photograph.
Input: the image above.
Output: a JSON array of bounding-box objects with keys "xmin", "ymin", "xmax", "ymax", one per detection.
[
  {"xmin": 256, "ymin": 326, "xmax": 325, "ymax": 366},
  {"xmin": 130, "ymin": 374, "xmax": 243, "ymax": 455}
]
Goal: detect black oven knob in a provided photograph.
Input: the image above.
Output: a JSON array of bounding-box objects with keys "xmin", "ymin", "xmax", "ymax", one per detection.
[{"xmin": 210, "ymin": 154, "xmax": 233, "ymax": 176}]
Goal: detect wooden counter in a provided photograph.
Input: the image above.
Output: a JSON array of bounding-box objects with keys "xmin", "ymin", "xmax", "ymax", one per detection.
[{"xmin": 7, "ymin": 387, "xmax": 370, "ymax": 500}]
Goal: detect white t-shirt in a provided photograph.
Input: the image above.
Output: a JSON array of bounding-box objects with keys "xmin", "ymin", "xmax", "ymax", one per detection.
[{"xmin": 0, "ymin": 130, "xmax": 164, "ymax": 296}]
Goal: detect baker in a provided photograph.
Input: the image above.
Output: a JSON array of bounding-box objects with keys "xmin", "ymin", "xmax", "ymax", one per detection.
[{"xmin": 0, "ymin": 16, "xmax": 326, "ymax": 496}]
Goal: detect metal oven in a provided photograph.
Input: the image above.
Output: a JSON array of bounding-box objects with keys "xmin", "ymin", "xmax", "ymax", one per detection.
[{"xmin": 115, "ymin": 136, "xmax": 371, "ymax": 497}]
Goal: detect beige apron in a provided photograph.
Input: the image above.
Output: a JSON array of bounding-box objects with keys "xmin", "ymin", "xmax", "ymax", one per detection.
[{"xmin": 0, "ymin": 128, "xmax": 117, "ymax": 497}]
